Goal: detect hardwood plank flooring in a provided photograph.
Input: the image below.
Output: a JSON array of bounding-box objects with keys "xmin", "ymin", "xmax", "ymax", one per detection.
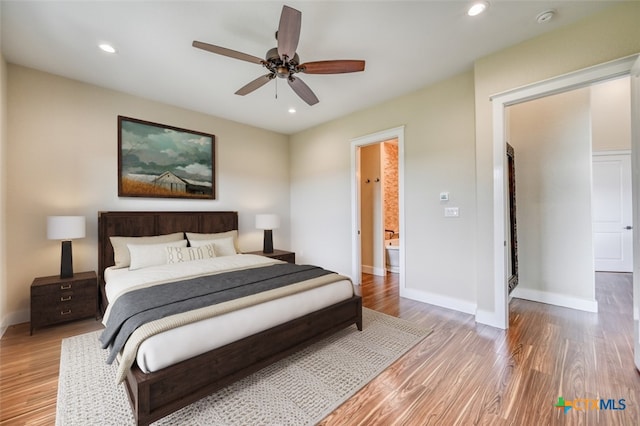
[
  {"xmin": 1, "ymin": 272, "xmax": 639, "ymax": 425},
  {"xmin": 320, "ymin": 272, "xmax": 640, "ymax": 426}
]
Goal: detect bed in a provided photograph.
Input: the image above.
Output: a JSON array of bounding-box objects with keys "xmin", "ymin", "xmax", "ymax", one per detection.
[{"xmin": 97, "ymin": 211, "xmax": 362, "ymax": 426}]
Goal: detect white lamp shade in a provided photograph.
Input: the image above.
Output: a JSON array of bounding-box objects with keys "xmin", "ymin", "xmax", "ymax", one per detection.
[
  {"xmin": 47, "ymin": 216, "xmax": 86, "ymax": 240},
  {"xmin": 255, "ymin": 214, "xmax": 280, "ymax": 230}
]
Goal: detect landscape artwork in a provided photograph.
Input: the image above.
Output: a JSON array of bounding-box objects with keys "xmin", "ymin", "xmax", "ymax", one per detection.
[{"xmin": 118, "ymin": 116, "xmax": 215, "ymax": 199}]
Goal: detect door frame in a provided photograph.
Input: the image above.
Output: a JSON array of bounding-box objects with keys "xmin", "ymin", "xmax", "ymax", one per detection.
[
  {"xmin": 488, "ymin": 54, "xmax": 640, "ymax": 330},
  {"xmin": 350, "ymin": 126, "xmax": 405, "ymax": 290}
]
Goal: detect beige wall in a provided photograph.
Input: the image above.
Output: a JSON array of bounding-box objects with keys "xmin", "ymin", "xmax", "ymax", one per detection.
[
  {"xmin": 0, "ymin": 51, "xmax": 7, "ymax": 334},
  {"xmin": 473, "ymin": 2, "xmax": 640, "ymax": 319},
  {"xmin": 291, "ymin": 2, "xmax": 640, "ymax": 320},
  {"xmin": 509, "ymin": 88, "xmax": 595, "ymax": 304},
  {"xmin": 591, "ymin": 76, "xmax": 632, "ymax": 151},
  {"xmin": 4, "ymin": 65, "xmax": 290, "ymax": 325},
  {"xmin": 291, "ymin": 70, "xmax": 478, "ymax": 312}
]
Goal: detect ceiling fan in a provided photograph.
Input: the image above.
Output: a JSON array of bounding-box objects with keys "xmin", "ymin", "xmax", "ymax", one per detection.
[{"xmin": 192, "ymin": 5, "xmax": 365, "ymax": 106}]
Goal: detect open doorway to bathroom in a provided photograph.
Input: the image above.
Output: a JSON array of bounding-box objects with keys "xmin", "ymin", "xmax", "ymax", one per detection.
[
  {"xmin": 350, "ymin": 126, "xmax": 405, "ymax": 298},
  {"xmin": 359, "ymin": 140, "xmax": 399, "ymax": 277}
]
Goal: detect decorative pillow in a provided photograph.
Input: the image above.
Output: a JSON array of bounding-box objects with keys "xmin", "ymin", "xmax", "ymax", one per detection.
[
  {"xmin": 110, "ymin": 232, "xmax": 184, "ymax": 268},
  {"xmin": 166, "ymin": 244, "xmax": 216, "ymax": 264},
  {"xmin": 186, "ymin": 230, "xmax": 239, "ymax": 253},
  {"xmin": 190, "ymin": 236, "xmax": 237, "ymax": 257},
  {"xmin": 127, "ymin": 240, "xmax": 187, "ymax": 271}
]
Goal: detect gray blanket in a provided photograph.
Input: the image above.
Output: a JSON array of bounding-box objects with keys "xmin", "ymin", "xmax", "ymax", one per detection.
[{"xmin": 99, "ymin": 263, "xmax": 333, "ymax": 364}]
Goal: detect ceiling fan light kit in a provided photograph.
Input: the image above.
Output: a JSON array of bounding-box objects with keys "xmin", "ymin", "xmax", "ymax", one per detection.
[{"xmin": 192, "ymin": 5, "xmax": 365, "ymax": 106}]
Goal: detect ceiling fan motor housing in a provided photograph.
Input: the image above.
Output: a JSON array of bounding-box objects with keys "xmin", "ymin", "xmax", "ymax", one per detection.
[{"xmin": 265, "ymin": 47, "xmax": 300, "ymax": 78}]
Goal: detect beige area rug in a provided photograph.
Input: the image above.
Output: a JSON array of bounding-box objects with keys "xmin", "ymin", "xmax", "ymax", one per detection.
[{"xmin": 56, "ymin": 308, "xmax": 431, "ymax": 425}]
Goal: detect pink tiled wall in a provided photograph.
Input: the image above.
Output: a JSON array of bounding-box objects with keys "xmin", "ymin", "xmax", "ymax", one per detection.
[{"xmin": 383, "ymin": 142, "xmax": 399, "ymax": 236}]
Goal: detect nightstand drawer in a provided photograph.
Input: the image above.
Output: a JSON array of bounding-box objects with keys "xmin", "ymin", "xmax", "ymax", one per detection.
[
  {"xmin": 31, "ymin": 278, "xmax": 95, "ymax": 298},
  {"xmin": 32, "ymin": 290, "xmax": 96, "ymax": 305},
  {"xmin": 33, "ymin": 300, "xmax": 97, "ymax": 326}
]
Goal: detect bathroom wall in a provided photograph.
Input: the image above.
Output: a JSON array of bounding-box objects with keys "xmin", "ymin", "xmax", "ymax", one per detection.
[{"xmin": 383, "ymin": 140, "xmax": 399, "ymax": 237}]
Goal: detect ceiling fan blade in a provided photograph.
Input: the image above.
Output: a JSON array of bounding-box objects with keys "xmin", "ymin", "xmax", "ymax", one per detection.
[
  {"xmin": 288, "ymin": 76, "xmax": 319, "ymax": 106},
  {"xmin": 235, "ymin": 74, "xmax": 275, "ymax": 96},
  {"xmin": 277, "ymin": 5, "xmax": 301, "ymax": 60},
  {"xmin": 193, "ymin": 40, "xmax": 263, "ymax": 65},
  {"xmin": 299, "ymin": 60, "xmax": 366, "ymax": 74}
]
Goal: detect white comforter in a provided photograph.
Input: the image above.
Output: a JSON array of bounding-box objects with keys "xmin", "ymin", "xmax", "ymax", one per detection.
[{"xmin": 103, "ymin": 254, "xmax": 354, "ymax": 375}]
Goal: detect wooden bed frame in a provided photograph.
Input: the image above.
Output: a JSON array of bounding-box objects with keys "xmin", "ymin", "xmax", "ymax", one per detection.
[{"xmin": 97, "ymin": 211, "xmax": 362, "ymax": 426}]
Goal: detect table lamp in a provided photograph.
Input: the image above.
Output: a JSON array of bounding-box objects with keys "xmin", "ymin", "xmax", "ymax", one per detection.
[
  {"xmin": 255, "ymin": 214, "xmax": 280, "ymax": 254},
  {"xmin": 47, "ymin": 216, "xmax": 86, "ymax": 278}
]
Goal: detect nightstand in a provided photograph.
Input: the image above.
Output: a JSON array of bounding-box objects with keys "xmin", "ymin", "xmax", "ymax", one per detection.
[
  {"xmin": 246, "ymin": 249, "xmax": 295, "ymax": 264},
  {"xmin": 30, "ymin": 271, "xmax": 98, "ymax": 335}
]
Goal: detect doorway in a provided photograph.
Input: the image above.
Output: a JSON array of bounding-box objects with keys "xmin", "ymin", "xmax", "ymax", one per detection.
[
  {"xmin": 490, "ymin": 54, "xmax": 640, "ymax": 330},
  {"xmin": 350, "ymin": 126, "xmax": 405, "ymax": 293},
  {"xmin": 491, "ymin": 54, "xmax": 640, "ymax": 371},
  {"xmin": 506, "ymin": 79, "xmax": 631, "ymax": 312},
  {"xmin": 359, "ymin": 140, "xmax": 399, "ymax": 277}
]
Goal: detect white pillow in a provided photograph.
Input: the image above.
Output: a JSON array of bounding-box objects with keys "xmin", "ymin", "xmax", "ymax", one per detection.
[
  {"xmin": 127, "ymin": 240, "xmax": 187, "ymax": 271},
  {"xmin": 166, "ymin": 244, "xmax": 216, "ymax": 264},
  {"xmin": 190, "ymin": 236, "xmax": 237, "ymax": 257},
  {"xmin": 110, "ymin": 232, "xmax": 184, "ymax": 268},
  {"xmin": 186, "ymin": 230, "xmax": 239, "ymax": 253}
]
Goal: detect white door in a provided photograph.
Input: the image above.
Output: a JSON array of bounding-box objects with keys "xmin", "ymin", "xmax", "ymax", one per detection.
[{"xmin": 593, "ymin": 153, "xmax": 633, "ymax": 272}]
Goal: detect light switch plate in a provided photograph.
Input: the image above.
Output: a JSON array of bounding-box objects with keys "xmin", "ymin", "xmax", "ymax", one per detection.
[
  {"xmin": 440, "ymin": 192, "xmax": 449, "ymax": 201},
  {"xmin": 444, "ymin": 207, "xmax": 459, "ymax": 217}
]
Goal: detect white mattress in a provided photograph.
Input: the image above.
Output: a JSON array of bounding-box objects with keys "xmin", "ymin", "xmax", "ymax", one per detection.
[{"xmin": 104, "ymin": 254, "xmax": 354, "ymax": 373}]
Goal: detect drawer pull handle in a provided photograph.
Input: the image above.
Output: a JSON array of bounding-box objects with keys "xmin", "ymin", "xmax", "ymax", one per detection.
[
  {"xmin": 60, "ymin": 284, "xmax": 72, "ymax": 290},
  {"xmin": 60, "ymin": 296, "xmax": 72, "ymax": 302},
  {"xmin": 60, "ymin": 309, "xmax": 72, "ymax": 315}
]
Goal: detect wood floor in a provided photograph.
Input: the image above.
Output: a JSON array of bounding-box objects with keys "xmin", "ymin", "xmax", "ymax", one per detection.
[{"xmin": 1, "ymin": 272, "xmax": 639, "ymax": 425}]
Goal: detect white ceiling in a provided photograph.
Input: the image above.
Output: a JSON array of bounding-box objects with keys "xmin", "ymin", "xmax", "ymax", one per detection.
[{"xmin": 0, "ymin": 1, "xmax": 622, "ymax": 134}]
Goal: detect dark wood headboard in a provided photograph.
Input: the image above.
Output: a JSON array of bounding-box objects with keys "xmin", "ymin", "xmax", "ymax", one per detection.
[{"xmin": 97, "ymin": 211, "xmax": 238, "ymax": 282}]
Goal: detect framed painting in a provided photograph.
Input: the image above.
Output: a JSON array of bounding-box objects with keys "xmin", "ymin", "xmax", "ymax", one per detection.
[{"xmin": 118, "ymin": 116, "xmax": 215, "ymax": 199}]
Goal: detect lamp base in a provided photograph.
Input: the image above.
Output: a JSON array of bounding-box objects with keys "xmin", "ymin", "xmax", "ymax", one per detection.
[
  {"xmin": 60, "ymin": 240, "xmax": 74, "ymax": 279},
  {"xmin": 263, "ymin": 230, "xmax": 274, "ymax": 254}
]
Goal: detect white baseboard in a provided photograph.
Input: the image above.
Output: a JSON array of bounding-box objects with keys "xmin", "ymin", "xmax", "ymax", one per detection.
[
  {"xmin": 362, "ymin": 265, "xmax": 386, "ymax": 276},
  {"xmin": 475, "ymin": 309, "xmax": 508, "ymax": 329},
  {"xmin": 400, "ymin": 286, "xmax": 476, "ymax": 315},
  {"xmin": 511, "ymin": 287, "xmax": 598, "ymax": 313},
  {"xmin": 1, "ymin": 309, "xmax": 30, "ymax": 337}
]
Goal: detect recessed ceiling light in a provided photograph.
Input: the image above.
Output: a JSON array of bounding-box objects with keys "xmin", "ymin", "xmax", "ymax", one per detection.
[
  {"xmin": 98, "ymin": 43, "xmax": 116, "ymax": 54},
  {"xmin": 288, "ymin": 108, "xmax": 296, "ymax": 114},
  {"xmin": 467, "ymin": 1, "xmax": 489, "ymax": 17}
]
